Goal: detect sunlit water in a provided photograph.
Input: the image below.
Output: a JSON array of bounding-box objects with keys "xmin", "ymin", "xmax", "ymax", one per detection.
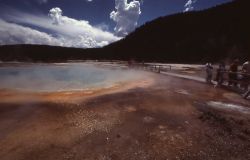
[{"xmin": 0, "ymin": 63, "xmax": 145, "ymax": 92}]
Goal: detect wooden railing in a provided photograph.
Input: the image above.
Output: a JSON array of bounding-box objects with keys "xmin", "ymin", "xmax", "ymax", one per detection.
[{"xmin": 129, "ymin": 63, "xmax": 250, "ymax": 87}]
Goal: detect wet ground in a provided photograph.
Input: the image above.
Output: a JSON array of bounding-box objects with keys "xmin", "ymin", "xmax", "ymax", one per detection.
[{"xmin": 0, "ymin": 73, "xmax": 250, "ymax": 160}]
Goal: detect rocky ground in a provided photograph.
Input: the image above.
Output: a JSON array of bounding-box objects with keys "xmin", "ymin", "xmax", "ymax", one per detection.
[{"xmin": 0, "ymin": 73, "xmax": 249, "ymax": 160}]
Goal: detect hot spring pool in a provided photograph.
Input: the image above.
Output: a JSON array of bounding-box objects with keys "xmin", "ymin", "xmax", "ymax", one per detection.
[{"xmin": 0, "ymin": 63, "xmax": 146, "ymax": 92}]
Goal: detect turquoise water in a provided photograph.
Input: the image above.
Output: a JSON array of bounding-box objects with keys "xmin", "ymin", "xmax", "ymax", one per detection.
[{"xmin": 0, "ymin": 63, "xmax": 144, "ymax": 92}]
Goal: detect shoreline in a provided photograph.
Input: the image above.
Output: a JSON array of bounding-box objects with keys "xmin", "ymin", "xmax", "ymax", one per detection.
[{"xmin": 0, "ymin": 75, "xmax": 155, "ymax": 104}]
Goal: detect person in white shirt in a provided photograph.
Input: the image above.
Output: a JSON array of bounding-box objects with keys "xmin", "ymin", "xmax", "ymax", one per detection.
[
  {"xmin": 242, "ymin": 60, "xmax": 250, "ymax": 74},
  {"xmin": 242, "ymin": 59, "xmax": 250, "ymax": 99}
]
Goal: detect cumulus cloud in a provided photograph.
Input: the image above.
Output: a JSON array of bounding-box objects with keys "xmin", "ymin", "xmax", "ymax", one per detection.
[
  {"xmin": 0, "ymin": 8, "xmax": 121, "ymax": 48},
  {"xmin": 184, "ymin": 0, "xmax": 198, "ymax": 12},
  {"xmin": 49, "ymin": 7, "xmax": 62, "ymax": 25},
  {"xmin": 110, "ymin": 0, "xmax": 141, "ymax": 37}
]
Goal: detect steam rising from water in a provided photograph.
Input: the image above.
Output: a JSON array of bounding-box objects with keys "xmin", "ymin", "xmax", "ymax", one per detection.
[{"xmin": 0, "ymin": 63, "xmax": 145, "ymax": 92}]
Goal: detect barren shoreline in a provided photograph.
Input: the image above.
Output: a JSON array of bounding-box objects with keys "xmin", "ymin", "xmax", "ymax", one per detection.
[
  {"xmin": 0, "ymin": 74, "xmax": 154, "ymax": 104},
  {"xmin": 0, "ymin": 71, "xmax": 249, "ymax": 160}
]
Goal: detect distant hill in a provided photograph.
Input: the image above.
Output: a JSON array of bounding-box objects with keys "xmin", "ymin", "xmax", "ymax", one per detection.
[
  {"xmin": 0, "ymin": 0, "xmax": 249, "ymax": 63},
  {"xmin": 103, "ymin": 0, "xmax": 250, "ymax": 63},
  {"xmin": 0, "ymin": 45, "xmax": 99, "ymax": 62}
]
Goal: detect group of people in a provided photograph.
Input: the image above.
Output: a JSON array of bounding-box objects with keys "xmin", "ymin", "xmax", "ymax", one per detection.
[{"xmin": 205, "ymin": 59, "xmax": 250, "ymax": 99}]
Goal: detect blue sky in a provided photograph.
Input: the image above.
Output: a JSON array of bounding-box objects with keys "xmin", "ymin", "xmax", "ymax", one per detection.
[{"xmin": 0, "ymin": 0, "xmax": 232, "ymax": 48}]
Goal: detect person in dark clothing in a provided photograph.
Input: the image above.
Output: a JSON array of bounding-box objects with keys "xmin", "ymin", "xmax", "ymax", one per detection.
[
  {"xmin": 215, "ymin": 62, "xmax": 226, "ymax": 86},
  {"xmin": 241, "ymin": 59, "xmax": 250, "ymax": 91},
  {"xmin": 205, "ymin": 63, "xmax": 213, "ymax": 84},
  {"xmin": 228, "ymin": 59, "xmax": 239, "ymax": 87},
  {"xmin": 241, "ymin": 59, "xmax": 250, "ymax": 99}
]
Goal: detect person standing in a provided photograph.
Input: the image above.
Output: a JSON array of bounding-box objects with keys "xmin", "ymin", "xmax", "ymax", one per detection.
[
  {"xmin": 242, "ymin": 59, "xmax": 250, "ymax": 85},
  {"xmin": 228, "ymin": 59, "xmax": 239, "ymax": 87},
  {"xmin": 215, "ymin": 62, "xmax": 226, "ymax": 86},
  {"xmin": 242, "ymin": 59, "xmax": 250, "ymax": 98},
  {"xmin": 242, "ymin": 59, "xmax": 250, "ymax": 72},
  {"xmin": 206, "ymin": 63, "xmax": 213, "ymax": 84}
]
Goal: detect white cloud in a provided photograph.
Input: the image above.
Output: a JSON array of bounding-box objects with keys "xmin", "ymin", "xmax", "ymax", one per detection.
[
  {"xmin": 0, "ymin": 8, "xmax": 121, "ymax": 48},
  {"xmin": 184, "ymin": 0, "xmax": 198, "ymax": 12},
  {"xmin": 49, "ymin": 7, "xmax": 62, "ymax": 25},
  {"xmin": 95, "ymin": 23, "xmax": 110, "ymax": 31},
  {"xmin": 110, "ymin": 0, "xmax": 141, "ymax": 37},
  {"xmin": 0, "ymin": 19, "xmax": 61, "ymax": 46}
]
